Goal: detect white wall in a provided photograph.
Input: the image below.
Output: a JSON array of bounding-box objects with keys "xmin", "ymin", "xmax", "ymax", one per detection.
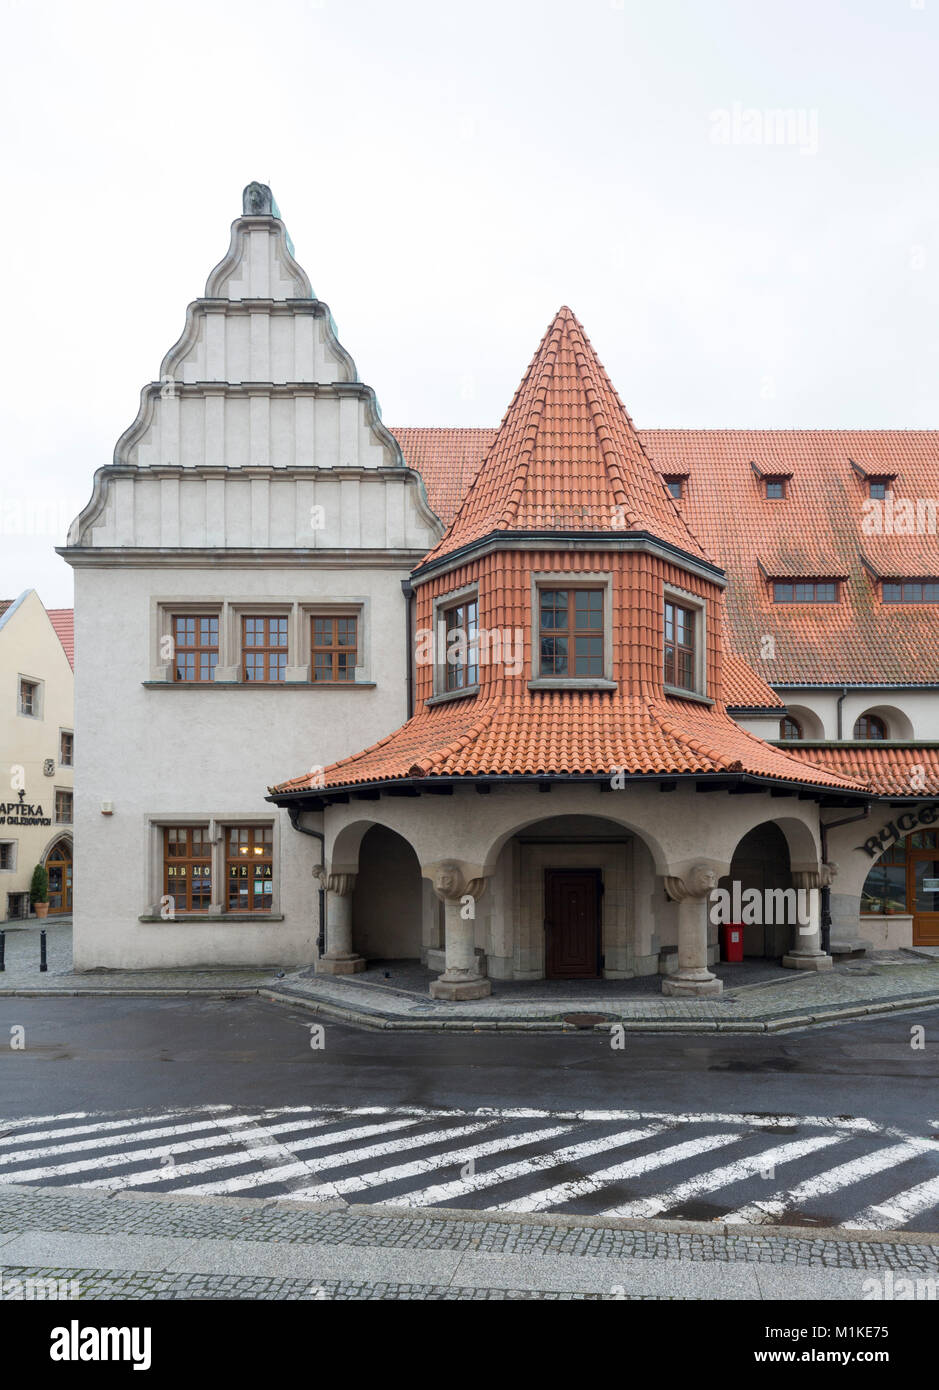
[{"xmin": 70, "ymin": 561, "xmax": 416, "ymax": 969}]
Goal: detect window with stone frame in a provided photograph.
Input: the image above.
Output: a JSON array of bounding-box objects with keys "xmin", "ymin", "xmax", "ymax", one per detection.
[
  {"xmin": 539, "ymin": 588, "xmax": 604, "ymax": 677},
  {"xmin": 60, "ymin": 730, "xmax": 74, "ymax": 766},
  {"xmin": 442, "ymin": 597, "xmax": 479, "ymax": 690},
  {"xmin": 163, "ymin": 826, "xmax": 213, "ymax": 913},
  {"xmin": 242, "ymin": 615, "xmax": 288, "ymax": 682},
  {"xmin": 226, "ymin": 825, "xmax": 274, "ymax": 911},
  {"xmin": 312, "ymin": 615, "xmax": 358, "ymax": 683},
  {"xmin": 54, "ymin": 790, "xmax": 73, "ymax": 824},
  {"xmin": 18, "ymin": 678, "xmax": 39, "ymax": 716},
  {"xmin": 663, "ymin": 600, "xmax": 696, "ymax": 691},
  {"xmin": 172, "ymin": 614, "xmax": 219, "ymax": 682}
]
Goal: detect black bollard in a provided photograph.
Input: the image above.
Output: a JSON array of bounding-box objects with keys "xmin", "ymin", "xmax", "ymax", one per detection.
[
  {"xmin": 40, "ymin": 928, "xmax": 47, "ymax": 973},
  {"xmin": 0, "ymin": 930, "xmax": 4, "ymax": 972}
]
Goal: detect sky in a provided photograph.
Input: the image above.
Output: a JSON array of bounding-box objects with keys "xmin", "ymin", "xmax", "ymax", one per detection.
[{"xmin": 1, "ymin": 0, "xmax": 937, "ymax": 609}]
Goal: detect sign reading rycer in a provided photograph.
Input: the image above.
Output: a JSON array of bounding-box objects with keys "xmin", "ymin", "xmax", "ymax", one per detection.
[
  {"xmin": 858, "ymin": 803, "xmax": 939, "ymax": 859},
  {"xmin": 0, "ymin": 802, "xmax": 51, "ymax": 827}
]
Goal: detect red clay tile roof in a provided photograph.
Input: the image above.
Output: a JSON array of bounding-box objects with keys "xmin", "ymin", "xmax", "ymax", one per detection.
[
  {"xmin": 391, "ymin": 426, "xmax": 939, "ymax": 686},
  {"xmin": 271, "ymin": 690, "xmax": 864, "ymax": 795},
  {"xmin": 794, "ymin": 744, "xmax": 939, "ymax": 798},
  {"xmin": 274, "ymin": 324, "xmax": 938, "ymax": 800},
  {"xmin": 0, "ymin": 600, "xmax": 12, "ymax": 619},
  {"xmin": 395, "ymin": 428, "xmax": 496, "ymax": 527},
  {"xmin": 393, "ymin": 427, "xmax": 495, "ymax": 523},
  {"xmin": 46, "ymin": 608, "xmax": 74, "ymax": 669},
  {"xmin": 642, "ymin": 430, "xmax": 939, "ymax": 685},
  {"xmin": 419, "ymin": 308, "xmax": 709, "ymax": 568},
  {"xmin": 721, "ymin": 650, "xmax": 785, "ymax": 710}
]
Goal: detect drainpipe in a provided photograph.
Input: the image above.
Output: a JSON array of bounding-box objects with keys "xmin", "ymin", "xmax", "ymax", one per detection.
[
  {"xmin": 401, "ymin": 579, "xmax": 415, "ymax": 719},
  {"xmin": 287, "ymin": 807, "xmax": 326, "ymax": 956},
  {"xmin": 836, "ymin": 686, "xmax": 849, "ymax": 740},
  {"xmin": 819, "ymin": 805, "xmax": 871, "ymax": 954}
]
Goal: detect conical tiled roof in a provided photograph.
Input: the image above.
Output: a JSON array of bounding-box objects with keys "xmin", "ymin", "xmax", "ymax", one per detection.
[{"xmin": 421, "ymin": 307, "xmax": 709, "ymax": 568}]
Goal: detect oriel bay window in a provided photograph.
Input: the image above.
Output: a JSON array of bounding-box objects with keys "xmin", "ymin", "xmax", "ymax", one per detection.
[
  {"xmin": 227, "ymin": 826, "xmax": 274, "ymax": 911},
  {"xmin": 164, "ymin": 827, "xmax": 213, "ymax": 914},
  {"xmin": 243, "ymin": 615, "xmax": 288, "ymax": 681},
  {"xmin": 539, "ymin": 589, "xmax": 604, "ymax": 677},
  {"xmin": 312, "ymin": 615, "xmax": 357, "ymax": 682},
  {"xmin": 664, "ymin": 600, "xmax": 696, "ymax": 692},
  {"xmin": 172, "ymin": 615, "xmax": 218, "ymax": 682}
]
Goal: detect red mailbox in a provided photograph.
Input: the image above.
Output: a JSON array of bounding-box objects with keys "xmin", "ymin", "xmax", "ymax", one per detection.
[{"xmin": 720, "ymin": 923, "xmax": 744, "ymax": 963}]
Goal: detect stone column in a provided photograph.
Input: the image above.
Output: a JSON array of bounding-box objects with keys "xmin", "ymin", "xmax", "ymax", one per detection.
[
  {"xmin": 428, "ymin": 862, "xmax": 492, "ymax": 1000},
  {"xmin": 315, "ymin": 871, "xmax": 366, "ymax": 975},
  {"xmin": 782, "ymin": 868, "xmax": 833, "ymax": 971},
  {"xmin": 661, "ymin": 863, "xmax": 723, "ymax": 997}
]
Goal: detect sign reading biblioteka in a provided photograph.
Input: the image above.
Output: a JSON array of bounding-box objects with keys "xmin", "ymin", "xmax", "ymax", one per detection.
[
  {"xmin": 0, "ymin": 801, "xmax": 51, "ymax": 827},
  {"xmin": 858, "ymin": 803, "xmax": 939, "ymax": 858}
]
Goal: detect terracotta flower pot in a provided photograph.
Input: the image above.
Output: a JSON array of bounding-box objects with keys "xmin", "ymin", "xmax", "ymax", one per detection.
[{"xmin": 34, "ymin": 902, "xmax": 50, "ymax": 919}]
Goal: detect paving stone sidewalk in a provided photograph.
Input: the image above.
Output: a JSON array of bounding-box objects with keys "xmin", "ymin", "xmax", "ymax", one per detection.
[
  {"xmin": 3, "ymin": 921, "xmax": 939, "ymax": 1033},
  {"xmin": 0, "ymin": 1183, "xmax": 936, "ymax": 1301}
]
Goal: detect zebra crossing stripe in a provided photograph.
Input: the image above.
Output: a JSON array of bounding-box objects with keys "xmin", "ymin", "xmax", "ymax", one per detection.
[
  {"xmin": 0, "ymin": 1112, "xmax": 378, "ymax": 1185},
  {"xmin": 601, "ymin": 1134, "xmax": 845, "ymax": 1219},
  {"xmin": 724, "ymin": 1141, "xmax": 930, "ymax": 1225},
  {"xmin": 0, "ymin": 1109, "xmax": 221, "ymax": 1148},
  {"xmin": 269, "ymin": 1123, "xmax": 578, "ymax": 1203},
  {"xmin": 174, "ymin": 1118, "xmax": 508, "ymax": 1196},
  {"xmin": 79, "ymin": 1117, "xmax": 436, "ymax": 1191},
  {"xmin": 0, "ymin": 1112, "xmax": 277, "ymax": 1165},
  {"xmin": 386, "ymin": 1125, "xmax": 670, "ymax": 1208},
  {"xmin": 845, "ymin": 1173, "xmax": 939, "ymax": 1230},
  {"xmin": 496, "ymin": 1131, "xmax": 746, "ymax": 1214}
]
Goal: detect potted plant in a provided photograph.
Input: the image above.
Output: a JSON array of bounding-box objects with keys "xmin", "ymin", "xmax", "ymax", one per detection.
[{"xmin": 30, "ymin": 864, "xmax": 50, "ymax": 919}]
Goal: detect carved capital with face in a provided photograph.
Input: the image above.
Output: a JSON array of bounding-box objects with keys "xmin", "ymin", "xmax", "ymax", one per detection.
[
  {"xmin": 819, "ymin": 861, "xmax": 839, "ymax": 887},
  {"xmin": 665, "ymin": 863, "xmax": 718, "ymax": 902},
  {"xmin": 433, "ymin": 862, "xmax": 465, "ymax": 902},
  {"xmin": 430, "ymin": 863, "xmax": 489, "ymax": 904}
]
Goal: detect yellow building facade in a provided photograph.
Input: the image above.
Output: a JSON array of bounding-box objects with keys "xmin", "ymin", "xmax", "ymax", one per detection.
[{"xmin": 0, "ymin": 590, "xmax": 75, "ymax": 920}]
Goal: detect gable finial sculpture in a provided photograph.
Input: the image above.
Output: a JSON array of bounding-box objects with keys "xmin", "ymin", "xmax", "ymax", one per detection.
[{"xmin": 242, "ymin": 182, "xmax": 273, "ymax": 216}]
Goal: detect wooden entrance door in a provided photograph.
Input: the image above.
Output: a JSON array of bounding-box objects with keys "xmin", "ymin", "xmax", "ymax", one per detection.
[
  {"xmin": 909, "ymin": 833, "xmax": 939, "ymax": 945},
  {"xmin": 545, "ymin": 869, "xmax": 601, "ymax": 978},
  {"xmin": 45, "ymin": 838, "xmax": 72, "ymax": 915}
]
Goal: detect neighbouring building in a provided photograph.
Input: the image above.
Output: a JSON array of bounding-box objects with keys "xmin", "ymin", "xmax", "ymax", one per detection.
[
  {"xmin": 60, "ymin": 186, "xmax": 939, "ymax": 992},
  {"xmin": 0, "ymin": 590, "xmax": 75, "ymax": 921}
]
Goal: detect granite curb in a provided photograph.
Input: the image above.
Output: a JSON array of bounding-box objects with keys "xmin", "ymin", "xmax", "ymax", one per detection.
[{"xmin": 2, "ymin": 979, "xmax": 939, "ymax": 1033}]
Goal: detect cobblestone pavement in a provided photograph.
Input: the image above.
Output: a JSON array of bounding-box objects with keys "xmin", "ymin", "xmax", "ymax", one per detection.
[
  {"xmin": 0, "ymin": 1265, "xmax": 659, "ymax": 1299},
  {"xmin": 2, "ymin": 1100, "xmax": 938, "ymax": 1231},
  {"xmin": 0, "ymin": 1183, "xmax": 935, "ymax": 1300},
  {"xmin": 3, "ymin": 923, "xmax": 939, "ymax": 1032}
]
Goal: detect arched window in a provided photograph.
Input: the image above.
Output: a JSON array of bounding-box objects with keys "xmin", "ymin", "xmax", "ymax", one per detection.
[
  {"xmin": 854, "ymin": 714, "xmax": 887, "ymax": 740},
  {"xmin": 779, "ymin": 716, "xmax": 802, "ymax": 741}
]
